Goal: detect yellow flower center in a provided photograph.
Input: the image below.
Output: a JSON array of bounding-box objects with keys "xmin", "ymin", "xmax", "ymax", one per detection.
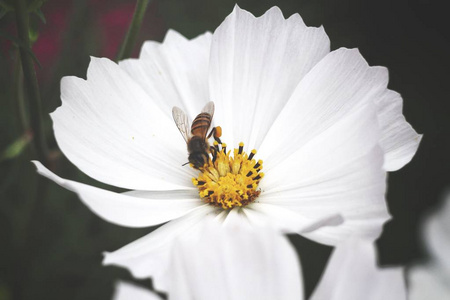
[{"xmin": 192, "ymin": 142, "xmax": 264, "ymax": 210}]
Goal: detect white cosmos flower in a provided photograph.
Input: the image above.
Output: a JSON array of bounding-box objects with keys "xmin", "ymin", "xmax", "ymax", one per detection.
[
  {"xmin": 408, "ymin": 192, "xmax": 450, "ymax": 300},
  {"xmin": 34, "ymin": 5, "xmax": 421, "ymax": 283}
]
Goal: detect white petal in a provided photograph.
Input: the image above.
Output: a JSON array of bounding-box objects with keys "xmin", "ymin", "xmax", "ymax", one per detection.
[
  {"xmin": 166, "ymin": 217, "xmax": 304, "ymax": 300},
  {"xmin": 221, "ymin": 206, "xmax": 253, "ymax": 229},
  {"xmin": 103, "ymin": 204, "xmax": 215, "ymax": 289},
  {"xmin": 119, "ymin": 30, "xmax": 212, "ymax": 119},
  {"xmin": 33, "ymin": 161, "xmax": 202, "ymax": 228},
  {"xmin": 408, "ymin": 263, "xmax": 450, "ymax": 300},
  {"xmin": 113, "ymin": 281, "xmax": 161, "ymax": 300},
  {"xmin": 423, "ymin": 193, "xmax": 450, "ymax": 273},
  {"xmin": 55, "ymin": 56, "xmax": 195, "ymax": 191},
  {"xmin": 260, "ymin": 103, "xmax": 389, "ymax": 245},
  {"xmin": 259, "ymin": 48, "xmax": 389, "ymax": 167},
  {"xmin": 375, "ymin": 89, "xmax": 422, "ymax": 171},
  {"xmin": 242, "ymin": 203, "xmax": 343, "ymax": 234},
  {"xmin": 210, "ymin": 5, "xmax": 330, "ymax": 149},
  {"xmin": 310, "ymin": 239, "xmax": 407, "ymax": 300}
]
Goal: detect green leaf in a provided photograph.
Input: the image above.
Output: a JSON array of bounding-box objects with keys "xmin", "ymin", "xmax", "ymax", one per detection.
[
  {"xmin": 33, "ymin": 7, "xmax": 46, "ymax": 24},
  {"xmin": 27, "ymin": 0, "xmax": 47, "ymax": 12},
  {"xmin": 0, "ymin": 133, "xmax": 32, "ymax": 162},
  {"xmin": 0, "ymin": 0, "xmax": 48, "ymax": 22},
  {"xmin": 28, "ymin": 0, "xmax": 48, "ymax": 24},
  {"xmin": 29, "ymin": 26, "xmax": 39, "ymax": 43}
]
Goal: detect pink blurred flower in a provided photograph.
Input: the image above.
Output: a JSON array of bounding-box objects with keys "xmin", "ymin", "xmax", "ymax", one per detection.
[{"xmin": 97, "ymin": 3, "xmax": 135, "ymax": 58}]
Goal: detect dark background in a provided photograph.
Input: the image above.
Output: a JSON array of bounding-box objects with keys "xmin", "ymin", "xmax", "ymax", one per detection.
[{"xmin": 1, "ymin": 0, "xmax": 449, "ymax": 299}]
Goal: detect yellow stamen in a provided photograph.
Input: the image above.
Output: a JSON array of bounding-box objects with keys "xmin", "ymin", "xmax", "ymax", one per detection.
[{"xmin": 192, "ymin": 142, "xmax": 263, "ymax": 210}]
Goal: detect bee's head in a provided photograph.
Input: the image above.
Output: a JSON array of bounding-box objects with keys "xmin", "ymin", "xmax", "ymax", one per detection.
[{"xmin": 188, "ymin": 152, "xmax": 209, "ymax": 169}]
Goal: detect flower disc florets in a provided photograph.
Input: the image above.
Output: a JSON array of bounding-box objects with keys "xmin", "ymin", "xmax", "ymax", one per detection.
[{"xmin": 192, "ymin": 142, "xmax": 264, "ymax": 210}]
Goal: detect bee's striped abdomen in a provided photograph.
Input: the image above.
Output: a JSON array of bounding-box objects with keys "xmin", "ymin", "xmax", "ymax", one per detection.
[{"xmin": 191, "ymin": 112, "xmax": 212, "ymax": 138}]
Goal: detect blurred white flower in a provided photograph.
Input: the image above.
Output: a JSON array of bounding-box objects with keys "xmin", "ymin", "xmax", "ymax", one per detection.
[
  {"xmin": 408, "ymin": 263, "xmax": 450, "ymax": 300},
  {"xmin": 311, "ymin": 239, "xmax": 406, "ymax": 300},
  {"xmin": 408, "ymin": 193, "xmax": 450, "ymax": 299},
  {"xmin": 34, "ymin": 5, "xmax": 420, "ymax": 282}
]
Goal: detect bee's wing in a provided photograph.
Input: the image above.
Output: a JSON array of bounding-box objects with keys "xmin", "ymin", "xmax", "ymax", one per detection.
[
  {"xmin": 172, "ymin": 106, "xmax": 191, "ymax": 142},
  {"xmin": 201, "ymin": 101, "xmax": 215, "ymax": 119}
]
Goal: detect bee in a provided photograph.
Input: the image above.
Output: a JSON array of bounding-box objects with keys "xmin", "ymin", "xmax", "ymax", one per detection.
[{"xmin": 172, "ymin": 101, "xmax": 222, "ymax": 169}]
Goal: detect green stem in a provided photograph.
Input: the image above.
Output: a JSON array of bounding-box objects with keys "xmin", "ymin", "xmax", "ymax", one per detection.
[
  {"xmin": 13, "ymin": 50, "xmax": 29, "ymax": 132},
  {"xmin": 14, "ymin": 0, "xmax": 48, "ymax": 164},
  {"xmin": 116, "ymin": 0, "xmax": 151, "ymax": 61}
]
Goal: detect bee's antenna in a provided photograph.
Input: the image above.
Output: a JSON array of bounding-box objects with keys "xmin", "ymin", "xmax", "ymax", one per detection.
[{"xmin": 182, "ymin": 161, "xmax": 190, "ymax": 166}]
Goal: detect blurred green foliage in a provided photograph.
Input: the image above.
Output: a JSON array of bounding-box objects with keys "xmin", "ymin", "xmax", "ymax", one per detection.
[{"xmin": 1, "ymin": 0, "xmax": 449, "ymax": 299}]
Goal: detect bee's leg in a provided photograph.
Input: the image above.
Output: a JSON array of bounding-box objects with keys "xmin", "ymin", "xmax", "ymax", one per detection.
[
  {"xmin": 207, "ymin": 127, "xmax": 215, "ymax": 139},
  {"xmin": 210, "ymin": 146, "xmax": 218, "ymax": 163},
  {"xmin": 208, "ymin": 126, "xmax": 222, "ymax": 144}
]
